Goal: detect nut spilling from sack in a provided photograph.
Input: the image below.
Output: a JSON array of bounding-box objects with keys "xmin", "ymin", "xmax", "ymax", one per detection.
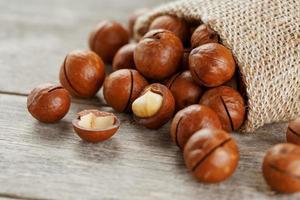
[{"xmin": 26, "ymin": 5, "xmax": 300, "ymax": 194}]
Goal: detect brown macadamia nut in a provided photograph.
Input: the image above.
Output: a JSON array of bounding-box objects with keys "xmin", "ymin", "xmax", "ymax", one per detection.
[
  {"xmin": 89, "ymin": 21, "xmax": 129, "ymax": 63},
  {"xmin": 132, "ymin": 83, "xmax": 175, "ymax": 129},
  {"xmin": 103, "ymin": 69, "xmax": 148, "ymax": 112},
  {"xmin": 263, "ymin": 143, "xmax": 300, "ymax": 193},
  {"xmin": 199, "ymin": 86, "xmax": 246, "ymax": 132},
  {"xmin": 165, "ymin": 71, "xmax": 203, "ymax": 111},
  {"xmin": 184, "ymin": 129, "xmax": 239, "ymax": 183},
  {"xmin": 128, "ymin": 8, "xmax": 149, "ymax": 38},
  {"xmin": 134, "ymin": 29, "xmax": 184, "ymax": 80},
  {"xmin": 73, "ymin": 109, "xmax": 120, "ymax": 143},
  {"xmin": 59, "ymin": 50, "xmax": 105, "ymax": 98},
  {"xmin": 191, "ymin": 24, "xmax": 219, "ymax": 48},
  {"xmin": 286, "ymin": 118, "xmax": 300, "ymax": 145},
  {"xmin": 149, "ymin": 15, "xmax": 190, "ymax": 44},
  {"xmin": 27, "ymin": 83, "xmax": 71, "ymax": 123},
  {"xmin": 170, "ymin": 104, "xmax": 222, "ymax": 149},
  {"xmin": 189, "ymin": 43, "xmax": 236, "ymax": 87},
  {"xmin": 112, "ymin": 43, "xmax": 136, "ymax": 71}
]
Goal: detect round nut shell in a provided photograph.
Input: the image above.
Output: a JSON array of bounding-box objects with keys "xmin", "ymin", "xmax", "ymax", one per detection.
[
  {"xmin": 191, "ymin": 24, "xmax": 219, "ymax": 48},
  {"xmin": 199, "ymin": 86, "xmax": 246, "ymax": 132},
  {"xmin": 165, "ymin": 71, "xmax": 203, "ymax": 111},
  {"xmin": 59, "ymin": 50, "xmax": 105, "ymax": 98},
  {"xmin": 149, "ymin": 15, "xmax": 190, "ymax": 44},
  {"xmin": 170, "ymin": 104, "xmax": 222, "ymax": 149},
  {"xmin": 112, "ymin": 43, "xmax": 136, "ymax": 71},
  {"xmin": 184, "ymin": 129, "xmax": 239, "ymax": 183},
  {"xmin": 134, "ymin": 29, "xmax": 183, "ymax": 80},
  {"xmin": 262, "ymin": 143, "xmax": 300, "ymax": 193},
  {"xmin": 89, "ymin": 21, "xmax": 129, "ymax": 63},
  {"xmin": 189, "ymin": 43, "xmax": 236, "ymax": 87},
  {"xmin": 27, "ymin": 83, "xmax": 71, "ymax": 123},
  {"xmin": 103, "ymin": 69, "xmax": 148, "ymax": 112}
]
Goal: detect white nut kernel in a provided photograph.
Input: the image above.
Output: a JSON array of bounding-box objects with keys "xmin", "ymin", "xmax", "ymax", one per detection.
[
  {"xmin": 78, "ymin": 113, "xmax": 115, "ymax": 129},
  {"xmin": 78, "ymin": 113, "xmax": 94, "ymax": 128},
  {"xmin": 132, "ymin": 90, "xmax": 163, "ymax": 118}
]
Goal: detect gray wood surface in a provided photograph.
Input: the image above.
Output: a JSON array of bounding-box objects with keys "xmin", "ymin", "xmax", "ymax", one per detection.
[{"xmin": 0, "ymin": 0, "xmax": 299, "ymax": 199}]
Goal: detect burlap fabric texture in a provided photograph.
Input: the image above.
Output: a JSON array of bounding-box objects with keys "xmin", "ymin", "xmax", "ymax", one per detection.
[{"xmin": 134, "ymin": 0, "xmax": 300, "ymax": 133}]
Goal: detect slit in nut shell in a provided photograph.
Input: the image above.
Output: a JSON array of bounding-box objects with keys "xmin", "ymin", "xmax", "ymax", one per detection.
[{"xmin": 72, "ymin": 110, "xmax": 120, "ymax": 143}]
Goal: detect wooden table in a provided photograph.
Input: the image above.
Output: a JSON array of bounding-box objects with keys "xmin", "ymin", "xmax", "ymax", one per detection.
[{"xmin": 0, "ymin": 0, "xmax": 299, "ymax": 199}]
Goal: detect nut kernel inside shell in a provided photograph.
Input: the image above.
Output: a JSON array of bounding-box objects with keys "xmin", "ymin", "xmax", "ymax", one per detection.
[
  {"xmin": 132, "ymin": 90, "xmax": 163, "ymax": 118},
  {"xmin": 78, "ymin": 113, "xmax": 115, "ymax": 130}
]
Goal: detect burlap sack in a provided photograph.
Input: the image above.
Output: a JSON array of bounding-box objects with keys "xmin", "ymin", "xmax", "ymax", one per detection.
[{"xmin": 134, "ymin": 0, "xmax": 300, "ymax": 133}]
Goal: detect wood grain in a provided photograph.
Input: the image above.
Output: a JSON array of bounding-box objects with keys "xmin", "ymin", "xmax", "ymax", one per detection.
[
  {"xmin": 0, "ymin": 0, "xmax": 299, "ymax": 199},
  {"xmin": 0, "ymin": 0, "xmax": 166, "ymax": 96},
  {"xmin": 0, "ymin": 94, "xmax": 299, "ymax": 200}
]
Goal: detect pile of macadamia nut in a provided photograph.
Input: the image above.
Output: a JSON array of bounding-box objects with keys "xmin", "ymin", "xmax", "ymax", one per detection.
[{"xmin": 27, "ymin": 8, "xmax": 300, "ymax": 193}]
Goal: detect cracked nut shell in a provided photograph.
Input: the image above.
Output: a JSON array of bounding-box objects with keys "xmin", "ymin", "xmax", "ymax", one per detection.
[
  {"xmin": 103, "ymin": 69, "xmax": 148, "ymax": 112},
  {"xmin": 134, "ymin": 29, "xmax": 183, "ymax": 80},
  {"xmin": 72, "ymin": 109, "xmax": 120, "ymax": 143},
  {"xmin": 165, "ymin": 71, "xmax": 203, "ymax": 111},
  {"xmin": 184, "ymin": 128, "xmax": 239, "ymax": 183},
  {"xmin": 170, "ymin": 104, "xmax": 222, "ymax": 149},
  {"xmin": 27, "ymin": 83, "xmax": 71, "ymax": 123},
  {"xmin": 149, "ymin": 15, "xmax": 190, "ymax": 44},
  {"xmin": 112, "ymin": 43, "xmax": 136, "ymax": 71},
  {"xmin": 59, "ymin": 50, "xmax": 105, "ymax": 98},
  {"xmin": 262, "ymin": 143, "xmax": 300, "ymax": 193},
  {"xmin": 286, "ymin": 118, "xmax": 300, "ymax": 145},
  {"xmin": 191, "ymin": 24, "xmax": 219, "ymax": 48},
  {"xmin": 189, "ymin": 43, "xmax": 236, "ymax": 87},
  {"xmin": 89, "ymin": 21, "xmax": 129, "ymax": 63},
  {"xmin": 133, "ymin": 83, "xmax": 175, "ymax": 129},
  {"xmin": 199, "ymin": 86, "xmax": 246, "ymax": 132}
]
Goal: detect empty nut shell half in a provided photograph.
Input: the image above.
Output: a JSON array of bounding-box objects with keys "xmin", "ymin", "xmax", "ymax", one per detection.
[{"xmin": 72, "ymin": 109, "xmax": 120, "ymax": 143}]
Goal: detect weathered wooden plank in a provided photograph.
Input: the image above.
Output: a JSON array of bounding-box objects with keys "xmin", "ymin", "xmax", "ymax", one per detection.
[
  {"xmin": 0, "ymin": 0, "xmax": 299, "ymax": 199},
  {"xmin": 0, "ymin": 93, "xmax": 299, "ymax": 200},
  {"xmin": 0, "ymin": 0, "xmax": 165, "ymax": 95}
]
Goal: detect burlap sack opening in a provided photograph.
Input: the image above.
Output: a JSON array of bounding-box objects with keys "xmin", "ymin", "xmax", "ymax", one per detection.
[{"xmin": 134, "ymin": 0, "xmax": 300, "ymax": 133}]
